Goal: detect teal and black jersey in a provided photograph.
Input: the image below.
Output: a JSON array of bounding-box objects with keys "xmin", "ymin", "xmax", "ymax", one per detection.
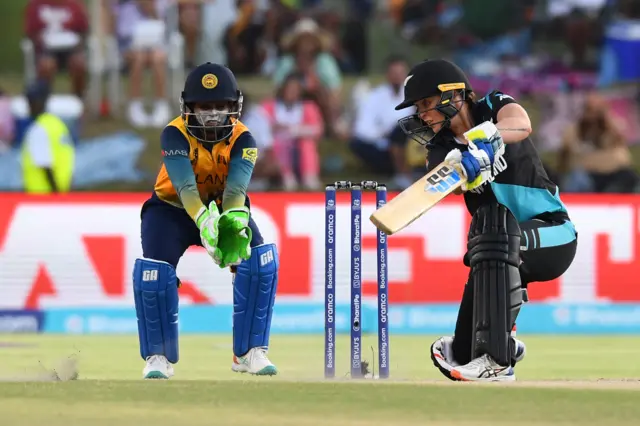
[{"xmin": 425, "ymin": 90, "xmax": 569, "ymax": 223}]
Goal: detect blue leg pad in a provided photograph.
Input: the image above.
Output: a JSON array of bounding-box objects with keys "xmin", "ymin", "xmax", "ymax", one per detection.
[
  {"xmin": 233, "ymin": 243, "xmax": 279, "ymax": 357},
  {"xmin": 133, "ymin": 258, "xmax": 179, "ymax": 363}
]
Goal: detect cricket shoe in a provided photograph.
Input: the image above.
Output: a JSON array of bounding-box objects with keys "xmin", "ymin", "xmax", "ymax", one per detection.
[
  {"xmin": 430, "ymin": 336, "xmax": 460, "ymax": 381},
  {"xmin": 451, "ymin": 354, "xmax": 516, "ymax": 382},
  {"xmin": 232, "ymin": 347, "xmax": 278, "ymax": 376},
  {"xmin": 514, "ymin": 338, "xmax": 526, "ymax": 363},
  {"xmin": 511, "ymin": 324, "xmax": 526, "ymax": 363},
  {"xmin": 431, "ymin": 336, "xmax": 525, "ymax": 381},
  {"xmin": 143, "ymin": 355, "xmax": 174, "ymax": 379}
]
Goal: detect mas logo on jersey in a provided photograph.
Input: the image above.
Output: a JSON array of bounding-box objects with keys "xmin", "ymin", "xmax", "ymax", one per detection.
[
  {"xmin": 424, "ymin": 165, "xmax": 461, "ymax": 193},
  {"xmin": 161, "ymin": 149, "xmax": 189, "ymax": 157},
  {"xmin": 201, "ymin": 73, "xmax": 218, "ymax": 89},
  {"xmin": 242, "ymin": 148, "xmax": 258, "ymax": 164}
]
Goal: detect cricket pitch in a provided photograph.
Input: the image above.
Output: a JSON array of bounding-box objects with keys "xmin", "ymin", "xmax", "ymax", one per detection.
[{"xmin": 0, "ymin": 334, "xmax": 639, "ymax": 425}]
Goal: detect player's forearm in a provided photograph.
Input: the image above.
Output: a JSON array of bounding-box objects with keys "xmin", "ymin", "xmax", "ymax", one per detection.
[
  {"xmin": 163, "ymin": 155, "xmax": 205, "ymax": 220},
  {"xmin": 181, "ymin": 188, "xmax": 206, "ymax": 221},
  {"xmin": 222, "ymin": 157, "xmax": 253, "ymax": 210}
]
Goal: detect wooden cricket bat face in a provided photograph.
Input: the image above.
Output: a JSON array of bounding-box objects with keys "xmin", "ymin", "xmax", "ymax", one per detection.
[
  {"xmin": 370, "ymin": 163, "xmax": 465, "ymax": 235},
  {"xmin": 369, "ymin": 121, "xmax": 499, "ymax": 235}
]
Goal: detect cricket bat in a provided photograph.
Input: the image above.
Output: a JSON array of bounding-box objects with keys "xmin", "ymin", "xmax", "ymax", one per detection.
[
  {"xmin": 369, "ymin": 122, "xmax": 498, "ymax": 235},
  {"xmin": 369, "ymin": 163, "xmax": 466, "ymax": 235}
]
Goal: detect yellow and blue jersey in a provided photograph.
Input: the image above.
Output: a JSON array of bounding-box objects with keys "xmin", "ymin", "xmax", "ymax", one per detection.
[{"xmin": 155, "ymin": 117, "xmax": 257, "ymax": 220}]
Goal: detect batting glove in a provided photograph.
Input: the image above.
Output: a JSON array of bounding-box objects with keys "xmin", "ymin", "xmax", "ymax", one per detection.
[{"xmin": 445, "ymin": 141, "xmax": 494, "ymax": 192}]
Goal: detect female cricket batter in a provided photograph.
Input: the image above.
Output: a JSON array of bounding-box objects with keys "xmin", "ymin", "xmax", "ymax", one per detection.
[
  {"xmin": 395, "ymin": 59, "xmax": 577, "ymax": 381},
  {"xmin": 133, "ymin": 63, "xmax": 279, "ymax": 379}
]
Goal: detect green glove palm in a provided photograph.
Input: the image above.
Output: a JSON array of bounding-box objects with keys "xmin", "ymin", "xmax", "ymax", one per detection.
[
  {"xmin": 196, "ymin": 202, "xmax": 224, "ymax": 265},
  {"xmin": 216, "ymin": 207, "xmax": 252, "ymax": 268}
]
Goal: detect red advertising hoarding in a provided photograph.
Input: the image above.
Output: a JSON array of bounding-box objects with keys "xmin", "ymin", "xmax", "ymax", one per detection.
[{"xmin": 0, "ymin": 193, "xmax": 638, "ymax": 308}]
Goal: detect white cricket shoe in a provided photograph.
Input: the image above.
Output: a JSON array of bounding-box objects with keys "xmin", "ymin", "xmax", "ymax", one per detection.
[
  {"xmin": 143, "ymin": 355, "xmax": 174, "ymax": 379},
  {"xmin": 431, "ymin": 336, "xmax": 460, "ymax": 381},
  {"xmin": 431, "ymin": 336, "xmax": 525, "ymax": 381},
  {"xmin": 232, "ymin": 347, "xmax": 278, "ymax": 376},
  {"xmin": 451, "ymin": 354, "xmax": 516, "ymax": 382},
  {"xmin": 511, "ymin": 325, "xmax": 526, "ymax": 363},
  {"xmin": 514, "ymin": 338, "xmax": 526, "ymax": 363}
]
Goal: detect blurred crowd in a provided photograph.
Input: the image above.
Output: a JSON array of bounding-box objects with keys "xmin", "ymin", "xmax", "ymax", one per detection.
[{"xmin": 2, "ymin": 0, "xmax": 640, "ymax": 194}]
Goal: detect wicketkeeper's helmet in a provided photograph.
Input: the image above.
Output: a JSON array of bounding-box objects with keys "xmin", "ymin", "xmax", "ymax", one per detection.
[{"xmin": 180, "ymin": 62, "xmax": 244, "ymax": 144}]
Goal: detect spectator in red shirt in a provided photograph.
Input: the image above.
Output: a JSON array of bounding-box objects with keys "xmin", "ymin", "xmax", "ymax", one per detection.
[{"xmin": 24, "ymin": 0, "xmax": 88, "ymax": 98}]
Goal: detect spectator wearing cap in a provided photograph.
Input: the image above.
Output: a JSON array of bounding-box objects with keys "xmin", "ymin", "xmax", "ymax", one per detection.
[
  {"xmin": 21, "ymin": 80, "xmax": 75, "ymax": 194},
  {"xmin": 273, "ymin": 18, "xmax": 342, "ymax": 136}
]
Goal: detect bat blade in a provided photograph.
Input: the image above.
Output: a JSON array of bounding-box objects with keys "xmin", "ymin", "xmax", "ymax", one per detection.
[
  {"xmin": 371, "ymin": 121, "xmax": 498, "ymax": 235},
  {"xmin": 370, "ymin": 163, "xmax": 465, "ymax": 235}
]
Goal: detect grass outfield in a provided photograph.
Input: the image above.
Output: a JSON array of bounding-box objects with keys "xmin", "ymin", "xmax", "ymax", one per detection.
[{"xmin": 0, "ymin": 335, "xmax": 639, "ymax": 425}]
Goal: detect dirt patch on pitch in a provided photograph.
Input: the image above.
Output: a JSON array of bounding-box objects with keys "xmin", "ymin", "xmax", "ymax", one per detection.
[{"xmin": 0, "ymin": 357, "xmax": 79, "ymax": 382}]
